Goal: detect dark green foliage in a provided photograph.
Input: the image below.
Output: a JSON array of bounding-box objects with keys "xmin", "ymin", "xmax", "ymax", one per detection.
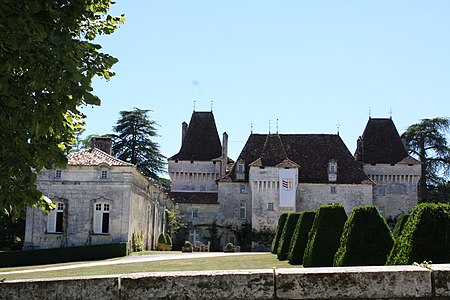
[
  {"xmin": 0, "ymin": 243, "xmax": 128, "ymax": 268},
  {"xmin": 277, "ymin": 213, "xmax": 302, "ymax": 261},
  {"xmin": 0, "ymin": 213, "xmax": 25, "ymax": 250},
  {"xmin": 158, "ymin": 232, "xmax": 167, "ymax": 245},
  {"xmin": 288, "ymin": 211, "xmax": 316, "ymax": 265},
  {"xmin": 165, "ymin": 233, "xmax": 172, "ymax": 246},
  {"xmin": 334, "ymin": 206, "xmax": 394, "ymax": 266},
  {"xmin": 387, "ymin": 203, "xmax": 450, "ymax": 265},
  {"xmin": 112, "ymin": 108, "xmax": 166, "ymax": 180},
  {"xmin": 303, "ymin": 204, "xmax": 347, "ymax": 267},
  {"xmin": 392, "ymin": 214, "xmax": 410, "ymax": 239},
  {"xmin": 271, "ymin": 213, "xmax": 288, "ymax": 254}
]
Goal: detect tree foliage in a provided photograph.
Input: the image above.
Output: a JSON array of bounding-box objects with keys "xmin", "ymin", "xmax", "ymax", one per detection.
[
  {"xmin": 0, "ymin": 1, "xmax": 124, "ymax": 216},
  {"xmin": 165, "ymin": 205, "xmax": 185, "ymax": 236},
  {"xmin": 403, "ymin": 118, "xmax": 450, "ymax": 202},
  {"xmin": 271, "ymin": 213, "xmax": 288, "ymax": 254},
  {"xmin": 112, "ymin": 108, "xmax": 166, "ymax": 180}
]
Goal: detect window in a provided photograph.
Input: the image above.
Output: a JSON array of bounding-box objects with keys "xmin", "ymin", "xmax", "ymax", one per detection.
[
  {"xmin": 328, "ymin": 160, "xmax": 338, "ymax": 182},
  {"xmin": 237, "ymin": 163, "xmax": 244, "ymax": 173},
  {"xmin": 331, "ymin": 186, "xmax": 337, "ymax": 194},
  {"xmin": 377, "ymin": 186, "xmax": 386, "ymax": 196},
  {"xmin": 47, "ymin": 202, "xmax": 64, "ymax": 233},
  {"xmin": 200, "ymin": 186, "xmax": 207, "ymax": 191},
  {"xmin": 55, "ymin": 169, "xmax": 62, "ymax": 179},
  {"xmin": 101, "ymin": 170, "xmax": 108, "ymax": 179},
  {"xmin": 189, "ymin": 230, "xmax": 200, "ymax": 243},
  {"xmin": 93, "ymin": 203, "xmax": 110, "ymax": 234},
  {"xmin": 192, "ymin": 209, "xmax": 199, "ymax": 218},
  {"xmin": 268, "ymin": 202, "xmax": 274, "ymax": 211},
  {"xmin": 239, "ymin": 201, "xmax": 246, "ymax": 219},
  {"xmin": 239, "ymin": 184, "xmax": 246, "ymax": 194}
]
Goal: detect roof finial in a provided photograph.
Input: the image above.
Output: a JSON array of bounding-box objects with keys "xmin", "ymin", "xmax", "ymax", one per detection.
[
  {"xmin": 369, "ymin": 107, "xmax": 371, "ymax": 119},
  {"xmin": 193, "ymin": 100, "xmax": 196, "ymax": 112},
  {"xmin": 389, "ymin": 107, "xmax": 393, "ymax": 119},
  {"xmin": 276, "ymin": 119, "xmax": 279, "ymax": 134},
  {"xmin": 336, "ymin": 120, "xmax": 341, "ymax": 135},
  {"xmin": 211, "ymin": 100, "xmax": 214, "ymax": 112},
  {"xmin": 250, "ymin": 122, "xmax": 254, "ymax": 134},
  {"xmin": 269, "ymin": 119, "xmax": 271, "ymax": 134}
]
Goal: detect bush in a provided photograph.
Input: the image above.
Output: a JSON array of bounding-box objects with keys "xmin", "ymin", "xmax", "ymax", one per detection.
[
  {"xmin": 303, "ymin": 204, "xmax": 347, "ymax": 267},
  {"xmin": 131, "ymin": 232, "xmax": 144, "ymax": 252},
  {"xmin": 157, "ymin": 232, "xmax": 168, "ymax": 250},
  {"xmin": 165, "ymin": 233, "xmax": 172, "ymax": 250},
  {"xmin": 392, "ymin": 214, "xmax": 409, "ymax": 239},
  {"xmin": 334, "ymin": 206, "xmax": 394, "ymax": 266},
  {"xmin": 0, "ymin": 243, "xmax": 128, "ymax": 268},
  {"xmin": 288, "ymin": 211, "xmax": 316, "ymax": 265},
  {"xmin": 271, "ymin": 213, "xmax": 288, "ymax": 254},
  {"xmin": 387, "ymin": 203, "xmax": 450, "ymax": 265},
  {"xmin": 277, "ymin": 213, "xmax": 302, "ymax": 261}
]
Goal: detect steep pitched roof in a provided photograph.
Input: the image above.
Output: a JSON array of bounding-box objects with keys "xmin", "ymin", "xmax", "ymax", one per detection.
[
  {"xmin": 169, "ymin": 192, "xmax": 218, "ymax": 204},
  {"xmin": 169, "ymin": 111, "xmax": 223, "ymax": 161},
  {"xmin": 225, "ymin": 134, "xmax": 369, "ymax": 184},
  {"xmin": 67, "ymin": 148, "xmax": 134, "ymax": 167},
  {"xmin": 355, "ymin": 118, "xmax": 409, "ymax": 164}
]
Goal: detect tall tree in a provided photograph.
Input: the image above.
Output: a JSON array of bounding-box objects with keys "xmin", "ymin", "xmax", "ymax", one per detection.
[
  {"xmin": 402, "ymin": 117, "xmax": 450, "ymax": 202},
  {"xmin": 112, "ymin": 108, "xmax": 166, "ymax": 180},
  {"xmin": 0, "ymin": 1, "xmax": 124, "ymax": 217}
]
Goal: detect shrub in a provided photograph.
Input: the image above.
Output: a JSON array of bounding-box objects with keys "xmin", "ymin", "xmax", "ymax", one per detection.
[
  {"xmin": 387, "ymin": 203, "xmax": 450, "ymax": 265},
  {"xmin": 184, "ymin": 241, "xmax": 192, "ymax": 248},
  {"xmin": 288, "ymin": 211, "xmax": 316, "ymax": 265},
  {"xmin": 165, "ymin": 233, "xmax": 172, "ymax": 251},
  {"xmin": 334, "ymin": 206, "xmax": 394, "ymax": 266},
  {"xmin": 271, "ymin": 213, "xmax": 288, "ymax": 254},
  {"xmin": 157, "ymin": 232, "xmax": 167, "ymax": 250},
  {"xmin": 303, "ymin": 204, "xmax": 347, "ymax": 267},
  {"xmin": 225, "ymin": 242, "xmax": 234, "ymax": 250},
  {"xmin": 392, "ymin": 214, "xmax": 409, "ymax": 239},
  {"xmin": 0, "ymin": 243, "xmax": 128, "ymax": 268},
  {"xmin": 131, "ymin": 232, "xmax": 144, "ymax": 252},
  {"xmin": 277, "ymin": 213, "xmax": 302, "ymax": 261}
]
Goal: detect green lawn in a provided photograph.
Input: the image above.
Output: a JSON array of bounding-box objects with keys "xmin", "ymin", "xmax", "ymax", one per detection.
[{"xmin": 0, "ymin": 252, "xmax": 300, "ymax": 281}]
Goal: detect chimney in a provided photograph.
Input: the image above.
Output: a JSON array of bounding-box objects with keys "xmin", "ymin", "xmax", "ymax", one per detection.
[
  {"xmin": 90, "ymin": 137, "xmax": 112, "ymax": 155},
  {"xmin": 221, "ymin": 132, "xmax": 228, "ymax": 176},
  {"xmin": 181, "ymin": 122, "xmax": 188, "ymax": 144}
]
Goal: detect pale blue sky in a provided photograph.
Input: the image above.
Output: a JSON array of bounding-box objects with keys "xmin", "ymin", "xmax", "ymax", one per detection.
[{"xmin": 83, "ymin": 1, "xmax": 450, "ymax": 166}]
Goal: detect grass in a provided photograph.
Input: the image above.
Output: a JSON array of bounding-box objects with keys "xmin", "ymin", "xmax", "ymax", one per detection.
[{"xmin": 0, "ymin": 252, "xmax": 299, "ymax": 281}]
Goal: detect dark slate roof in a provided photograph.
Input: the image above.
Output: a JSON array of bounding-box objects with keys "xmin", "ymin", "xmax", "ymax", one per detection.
[
  {"xmin": 224, "ymin": 133, "xmax": 369, "ymax": 184},
  {"xmin": 170, "ymin": 192, "xmax": 218, "ymax": 204},
  {"xmin": 355, "ymin": 118, "xmax": 409, "ymax": 164},
  {"xmin": 169, "ymin": 111, "xmax": 223, "ymax": 161}
]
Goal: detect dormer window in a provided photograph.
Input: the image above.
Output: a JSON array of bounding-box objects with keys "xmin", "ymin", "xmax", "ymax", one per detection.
[
  {"xmin": 328, "ymin": 160, "xmax": 337, "ymax": 182},
  {"xmin": 236, "ymin": 160, "xmax": 245, "ymax": 180}
]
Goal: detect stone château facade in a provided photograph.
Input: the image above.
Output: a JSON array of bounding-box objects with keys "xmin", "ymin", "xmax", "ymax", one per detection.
[
  {"xmin": 24, "ymin": 137, "xmax": 173, "ymax": 251},
  {"xmin": 168, "ymin": 111, "xmax": 421, "ymax": 250}
]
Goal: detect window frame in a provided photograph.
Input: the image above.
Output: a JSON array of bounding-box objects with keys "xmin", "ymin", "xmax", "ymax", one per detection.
[
  {"xmin": 239, "ymin": 201, "xmax": 246, "ymax": 219},
  {"xmin": 93, "ymin": 202, "xmax": 110, "ymax": 234},
  {"xmin": 47, "ymin": 201, "xmax": 64, "ymax": 233}
]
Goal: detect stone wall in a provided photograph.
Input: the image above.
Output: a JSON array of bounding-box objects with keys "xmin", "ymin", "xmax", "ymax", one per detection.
[
  {"xmin": 169, "ymin": 160, "xmax": 221, "ymax": 192},
  {"xmin": 1, "ymin": 265, "xmax": 450, "ymax": 299}
]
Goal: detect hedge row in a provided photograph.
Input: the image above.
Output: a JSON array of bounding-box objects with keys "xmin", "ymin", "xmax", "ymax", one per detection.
[
  {"xmin": 387, "ymin": 203, "xmax": 450, "ymax": 265},
  {"xmin": 277, "ymin": 213, "xmax": 302, "ymax": 261},
  {"xmin": 392, "ymin": 214, "xmax": 409, "ymax": 239},
  {"xmin": 334, "ymin": 206, "xmax": 393, "ymax": 266},
  {"xmin": 0, "ymin": 243, "xmax": 128, "ymax": 268},
  {"xmin": 288, "ymin": 211, "xmax": 316, "ymax": 265},
  {"xmin": 303, "ymin": 204, "xmax": 347, "ymax": 267},
  {"xmin": 271, "ymin": 213, "xmax": 288, "ymax": 254}
]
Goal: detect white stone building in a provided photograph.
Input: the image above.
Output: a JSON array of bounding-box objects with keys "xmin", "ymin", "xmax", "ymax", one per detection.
[
  {"xmin": 168, "ymin": 112, "xmax": 421, "ymax": 250},
  {"xmin": 24, "ymin": 137, "xmax": 172, "ymax": 251}
]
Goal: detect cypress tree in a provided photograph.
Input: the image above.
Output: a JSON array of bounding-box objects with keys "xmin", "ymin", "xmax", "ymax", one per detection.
[
  {"xmin": 288, "ymin": 211, "xmax": 316, "ymax": 265},
  {"xmin": 271, "ymin": 213, "xmax": 288, "ymax": 254},
  {"xmin": 277, "ymin": 213, "xmax": 302, "ymax": 261}
]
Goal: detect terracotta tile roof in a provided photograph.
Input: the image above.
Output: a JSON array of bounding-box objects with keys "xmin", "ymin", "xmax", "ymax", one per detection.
[
  {"xmin": 355, "ymin": 118, "xmax": 408, "ymax": 164},
  {"xmin": 169, "ymin": 111, "xmax": 223, "ymax": 161},
  {"xmin": 224, "ymin": 133, "xmax": 369, "ymax": 184},
  {"xmin": 170, "ymin": 192, "xmax": 218, "ymax": 204},
  {"xmin": 67, "ymin": 148, "xmax": 134, "ymax": 167}
]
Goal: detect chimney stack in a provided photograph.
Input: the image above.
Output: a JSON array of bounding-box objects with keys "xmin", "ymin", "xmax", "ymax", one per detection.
[
  {"xmin": 90, "ymin": 137, "xmax": 112, "ymax": 155},
  {"xmin": 181, "ymin": 122, "xmax": 188, "ymax": 144},
  {"xmin": 221, "ymin": 132, "xmax": 228, "ymax": 176}
]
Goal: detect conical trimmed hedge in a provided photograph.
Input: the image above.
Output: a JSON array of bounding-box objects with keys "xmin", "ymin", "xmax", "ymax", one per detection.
[
  {"xmin": 392, "ymin": 214, "xmax": 409, "ymax": 239},
  {"xmin": 303, "ymin": 204, "xmax": 347, "ymax": 267},
  {"xmin": 277, "ymin": 213, "xmax": 302, "ymax": 260},
  {"xmin": 271, "ymin": 213, "xmax": 288, "ymax": 254},
  {"xmin": 387, "ymin": 203, "xmax": 450, "ymax": 265},
  {"xmin": 334, "ymin": 206, "xmax": 394, "ymax": 266},
  {"xmin": 288, "ymin": 211, "xmax": 316, "ymax": 265}
]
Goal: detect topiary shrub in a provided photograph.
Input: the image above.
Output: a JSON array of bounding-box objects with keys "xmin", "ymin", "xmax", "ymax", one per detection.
[
  {"xmin": 334, "ymin": 206, "xmax": 394, "ymax": 266},
  {"xmin": 271, "ymin": 213, "xmax": 288, "ymax": 254},
  {"xmin": 277, "ymin": 213, "xmax": 302, "ymax": 261},
  {"xmin": 288, "ymin": 211, "xmax": 316, "ymax": 265},
  {"xmin": 387, "ymin": 203, "xmax": 450, "ymax": 265},
  {"xmin": 303, "ymin": 204, "xmax": 347, "ymax": 267},
  {"xmin": 157, "ymin": 232, "xmax": 167, "ymax": 251},
  {"xmin": 165, "ymin": 233, "xmax": 173, "ymax": 251},
  {"xmin": 392, "ymin": 214, "xmax": 409, "ymax": 239}
]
